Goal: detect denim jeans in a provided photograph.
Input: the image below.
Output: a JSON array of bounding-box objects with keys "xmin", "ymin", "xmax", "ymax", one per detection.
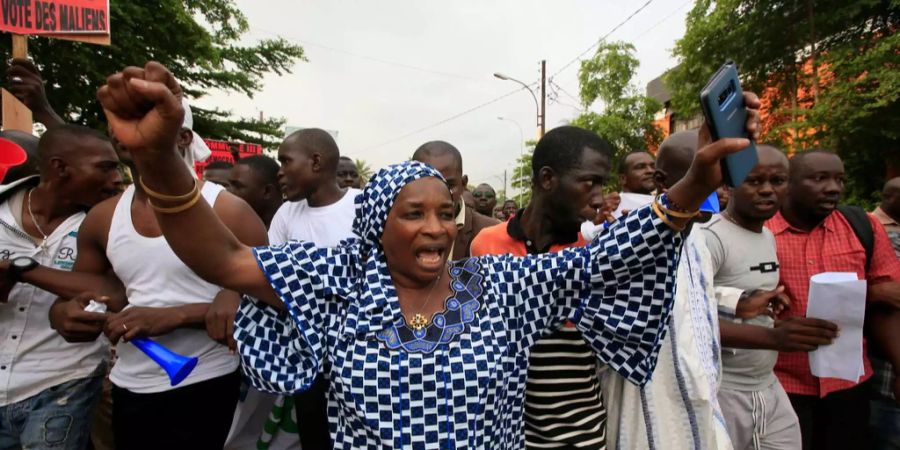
[
  {"xmin": 0, "ymin": 374, "xmax": 103, "ymax": 450},
  {"xmin": 871, "ymin": 397, "xmax": 900, "ymax": 450}
]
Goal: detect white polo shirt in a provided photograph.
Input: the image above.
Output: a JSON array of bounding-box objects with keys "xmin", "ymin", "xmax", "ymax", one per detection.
[{"xmin": 0, "ymin": 177, "xmax": 107, "ymax": 406}]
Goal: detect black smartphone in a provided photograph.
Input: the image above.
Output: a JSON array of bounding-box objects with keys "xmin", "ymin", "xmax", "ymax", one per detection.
[{"xmin": 699, "ymin": 61, "xmax": 758, "ymax": 187}]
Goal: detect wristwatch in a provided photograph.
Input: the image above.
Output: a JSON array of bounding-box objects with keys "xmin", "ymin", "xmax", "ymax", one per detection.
[{"xmin": 8, "ymin": 256, "xmax": 39, "ymax": 281}]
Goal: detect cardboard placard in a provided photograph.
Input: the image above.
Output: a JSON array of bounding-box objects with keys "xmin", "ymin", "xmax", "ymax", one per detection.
[
  {"xmin": 2, "ymin": 34, "xmax": 32, "ymax": 132},
  {"xmin": 1, "ymin": 1, "xmax": 111, "ymax": 131},
  {"xmin": 0, "ymin": 0, "xmax": 110, "ymax": 36}
]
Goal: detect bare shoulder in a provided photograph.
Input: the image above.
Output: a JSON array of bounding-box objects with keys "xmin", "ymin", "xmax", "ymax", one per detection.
[
  {"xmin": 80, "ymin": 192, "xmax": 124, "ymax": 247},
  {"xmin": 88, "ymin": 192, "xmax": 124, "ymax": 219},
  {"xmin": 212, "ymin": 188, "xmax": 268, "ymax": 246},
  {"xmin": 211, "ymin": 188, "xmax": 257, "ymax": 222},
  {"xmin": 211, "ymin": 188, "xmax": 249, "ymax": 214}
]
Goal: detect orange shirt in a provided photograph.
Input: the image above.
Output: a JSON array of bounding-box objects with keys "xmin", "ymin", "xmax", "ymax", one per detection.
[{"xmin": 471, "ymin": 221, "xmax": 587, "ymax": 257}]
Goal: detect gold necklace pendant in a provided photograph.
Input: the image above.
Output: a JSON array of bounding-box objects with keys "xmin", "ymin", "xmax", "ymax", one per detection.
[
  {"xmin": 409, "ymin": 313, "xmax": 429, "ymax": 331},
  {"xmin": 407, "ymin": 266, "xmax": 445, "ymax": 332}
]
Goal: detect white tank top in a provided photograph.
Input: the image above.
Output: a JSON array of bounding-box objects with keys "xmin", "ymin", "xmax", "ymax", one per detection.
[{"xmin": 107, "ymin": 183, "xmax": 238, "ymax": 393}]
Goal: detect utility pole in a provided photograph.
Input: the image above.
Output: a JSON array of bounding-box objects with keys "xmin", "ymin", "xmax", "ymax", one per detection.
[
  {"xmin": 540, "ymin": 59, "xmax": 546, "ymax": 138},
  {"xmin": 503, "ymin": 170, "xmax": 508, "ymax": 202}
]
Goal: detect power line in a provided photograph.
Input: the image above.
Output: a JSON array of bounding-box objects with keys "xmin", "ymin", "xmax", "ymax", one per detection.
[
  {"xmin": 550, "ymin": 0, "xmax": 656, "ymax": 78},
  {"xmin": 362, "ymin": 87, "xmax": 530, "ymax": 151},
  {"xmin": 550, "ymin": 80, "xmax": 582, "ymax": 106},
  {"xmin": 247, "ymin": 27, "xmax": 540, "ymax": 152},
  {"xmin": 546, "ymin": 81, "xmax": 585, "ymax": 114},
  {"xmin": 248, "ymin": 27, "xmax": 490, "ymax": 83},
  {"xmin": 631, "ymin": 0, "xmax": 693, "ymax": 43},
  {"xmin": 547, "ymin": 0, "xmax": 690, "ymax": 117},
  {"xmin": 548, "ymin": 97, "xmax": 585, "ymax": 114}
]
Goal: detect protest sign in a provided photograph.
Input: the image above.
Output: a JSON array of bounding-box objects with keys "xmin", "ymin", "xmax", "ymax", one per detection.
[
  {"xmin": 0, "ymin": 0, "xmax": 109, "ymax": 37},
  {"xmin": 0, "ymin": 0, "xmax": 111, "ymax": 131}
]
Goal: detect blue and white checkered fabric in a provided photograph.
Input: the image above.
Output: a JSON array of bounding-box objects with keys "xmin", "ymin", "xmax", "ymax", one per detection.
[{"xmin": 233, "ymin": 161, "xmax": 682, "ymax": 449}]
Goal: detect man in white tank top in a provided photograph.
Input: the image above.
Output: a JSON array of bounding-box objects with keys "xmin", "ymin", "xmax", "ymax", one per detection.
[
  {"xmin": 0, "ymin": 125, "xmax": 122, "ymax": 450},
  {"xmin": 43, "ymin": 133, "xmax": 269, "ymax": 449}
]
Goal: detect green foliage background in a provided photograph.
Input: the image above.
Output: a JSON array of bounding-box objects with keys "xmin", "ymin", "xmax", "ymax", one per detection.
[
  {"xmin": 667, "ymin": 0, "xmax": 900, "ymax": 207},
  {"xmin": 570, "ymin": 41, "xmax": 663, "ymax": 193},
  {"xmin": 0, "ymin": 0, "xmax": 305, "ymax": 148}
]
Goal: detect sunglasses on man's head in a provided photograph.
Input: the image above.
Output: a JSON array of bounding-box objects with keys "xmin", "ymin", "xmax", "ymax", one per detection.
[{"xmin": 472, "ymin": 192, "xmax": 495, "ymax": 199}]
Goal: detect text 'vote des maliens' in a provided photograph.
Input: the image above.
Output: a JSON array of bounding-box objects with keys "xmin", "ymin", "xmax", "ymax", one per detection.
[{"xmin": 1, "ymin": 0, "xmax": 109, "ymax": 35}]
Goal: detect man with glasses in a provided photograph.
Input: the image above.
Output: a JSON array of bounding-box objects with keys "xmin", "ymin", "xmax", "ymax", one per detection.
[{"xmin": 472, "ymin": 183, "xmax": 497, "ymax": 217}]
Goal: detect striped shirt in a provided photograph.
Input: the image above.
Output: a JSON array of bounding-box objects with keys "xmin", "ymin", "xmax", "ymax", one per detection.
[
  {"xmin": 525, "ymin": 326, "xmax": 607, "ymax": 448},
  {"xmin": 471, "ymin": 212, "xmax": 607, "ymax": 449}
]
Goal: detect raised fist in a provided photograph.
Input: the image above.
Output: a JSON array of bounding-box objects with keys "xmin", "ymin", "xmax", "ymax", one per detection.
[{"xmin": 96, "ymin": 62, "xmax": 184, "ymax": 155}]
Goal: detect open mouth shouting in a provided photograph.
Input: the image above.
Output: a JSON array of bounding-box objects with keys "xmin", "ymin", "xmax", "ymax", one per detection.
[{"xmin": 415, "ymin": 244, "xmax": 447, "ymax": 271}]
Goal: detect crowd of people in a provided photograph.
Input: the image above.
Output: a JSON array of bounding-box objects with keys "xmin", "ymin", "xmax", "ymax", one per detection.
[{"xmin": 0, "ymin": 58, "xmax": 897, "ymax": 450}]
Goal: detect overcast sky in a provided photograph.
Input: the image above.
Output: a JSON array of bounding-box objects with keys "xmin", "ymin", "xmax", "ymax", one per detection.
[{"xmin": 201, "ymin": 0, "xmax": 692, "ymax": 194}]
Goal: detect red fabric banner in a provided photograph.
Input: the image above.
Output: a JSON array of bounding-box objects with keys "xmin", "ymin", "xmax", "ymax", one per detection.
[{"xmin": 193, "ymin": 139, "xmax": 264, "ymax": 178}]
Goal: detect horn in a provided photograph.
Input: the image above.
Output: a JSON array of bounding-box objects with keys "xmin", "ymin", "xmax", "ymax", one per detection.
[
  {"xmin": 700, "ymin": 192, "xmax": 721, "ymax": 214},
  {"xmin": 130, "ymin": 337, "xmax": 199, "ymax": 386},
  {"xmin": 0, "ymin": 138, "xmax": 27, "ymax": 183}
]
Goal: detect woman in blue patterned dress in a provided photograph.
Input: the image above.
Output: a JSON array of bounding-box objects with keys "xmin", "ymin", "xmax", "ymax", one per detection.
[{"xmin": 96, "ymin": 62, "xmax": 760, "ymax": 449}]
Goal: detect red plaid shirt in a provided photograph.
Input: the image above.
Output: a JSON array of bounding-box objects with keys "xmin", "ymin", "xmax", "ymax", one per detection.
[{"xmin": 767, "ymin": 210, "xmax": 900, "ymax": 397}]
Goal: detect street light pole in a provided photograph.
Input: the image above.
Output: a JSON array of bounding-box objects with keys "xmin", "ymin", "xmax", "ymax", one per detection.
[
  {"xmin": 497, "ymin": 116, "xmax": 524, "ymax": 155},
  {"xmin": 540, "ymin": 60, "xmax": 546, "ymax": 138},
  {"xmin": 490, "ymin": 172, "xmax": 508, "ymax": 204},
  {"xmin": 494, "ymin": 71, "xmax": 542, "ymax": 139},
  {"xmin": 498, "ymin": 116, "xmax": 525, "ymax": 204}
]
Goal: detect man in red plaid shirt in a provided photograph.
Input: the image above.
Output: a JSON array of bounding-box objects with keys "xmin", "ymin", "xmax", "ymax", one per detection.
[{"xmin": 767, "ymin": 150, "xmax": 900, "ymax": 450}]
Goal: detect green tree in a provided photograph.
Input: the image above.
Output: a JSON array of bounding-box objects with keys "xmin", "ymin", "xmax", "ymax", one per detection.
[
  {"xmin": 571, "ymin": 41, "xmax": 663, "ymax": 170},
  {"xmin": 355, "ymin": 158, "xmax": 374, "ymax": 185},
  {"xmin": 0, "ymin": 0, "xmax": 305, "ymax": 148},
  {"xmin": 667, "ymin": 0, "xmax": 900, "ymax": 206},
  {"xmin": 510, "ymin": 141, "xmax": 535, "ymax": 206}
]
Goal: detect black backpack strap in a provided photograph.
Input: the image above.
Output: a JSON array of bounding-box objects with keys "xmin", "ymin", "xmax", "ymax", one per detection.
[{"xmin": 837, "ymin": 205, "xmax": 874, "ymax": 272}]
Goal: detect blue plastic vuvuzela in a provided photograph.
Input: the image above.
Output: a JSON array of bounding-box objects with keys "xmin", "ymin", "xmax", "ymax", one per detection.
[
  {"xmin": 129, "ymin": 337, "xmax": 198, "ymax": 386},
  {"xmin": 700, "ymin": 192, "xmax": 721, "ymax": 214}
]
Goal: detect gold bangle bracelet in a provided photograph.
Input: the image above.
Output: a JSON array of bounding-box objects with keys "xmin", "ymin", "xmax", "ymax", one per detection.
[
  {"xmin": 148, "ymin": 188, "xmax": 203, "ymax": 214},
  {"xmin": 652, "ymin": 200, "xmax": 686, "ymax": 232},
  {"xmin": 139, "ymin": 176, "xmax": 198, "ymax": 203},
  {"xmin": 655, "ymin": 194, "xmax": 699, "ymax": 219},
  {"xmin": 658, "ymin": 204, "xmax": 700, "ymax": 219}
]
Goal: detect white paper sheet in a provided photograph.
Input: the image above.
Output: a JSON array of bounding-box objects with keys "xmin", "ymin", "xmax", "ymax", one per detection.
[
  {"xmin": 612, "ymin": 193, "xmax": 654, "ymax": 218},
  {"xmin": 805, "ymin": 272, "xmax": 867, "ymax": 382}
]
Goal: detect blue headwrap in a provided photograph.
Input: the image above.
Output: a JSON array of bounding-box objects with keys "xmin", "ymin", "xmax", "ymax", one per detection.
[
  {"xmin": 340, "ymin": 161, "xmax": 446, "ymax": 337},
  {"xmin": 351, "ymin": 161, "xmax": 444, "ymax": 254}
]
